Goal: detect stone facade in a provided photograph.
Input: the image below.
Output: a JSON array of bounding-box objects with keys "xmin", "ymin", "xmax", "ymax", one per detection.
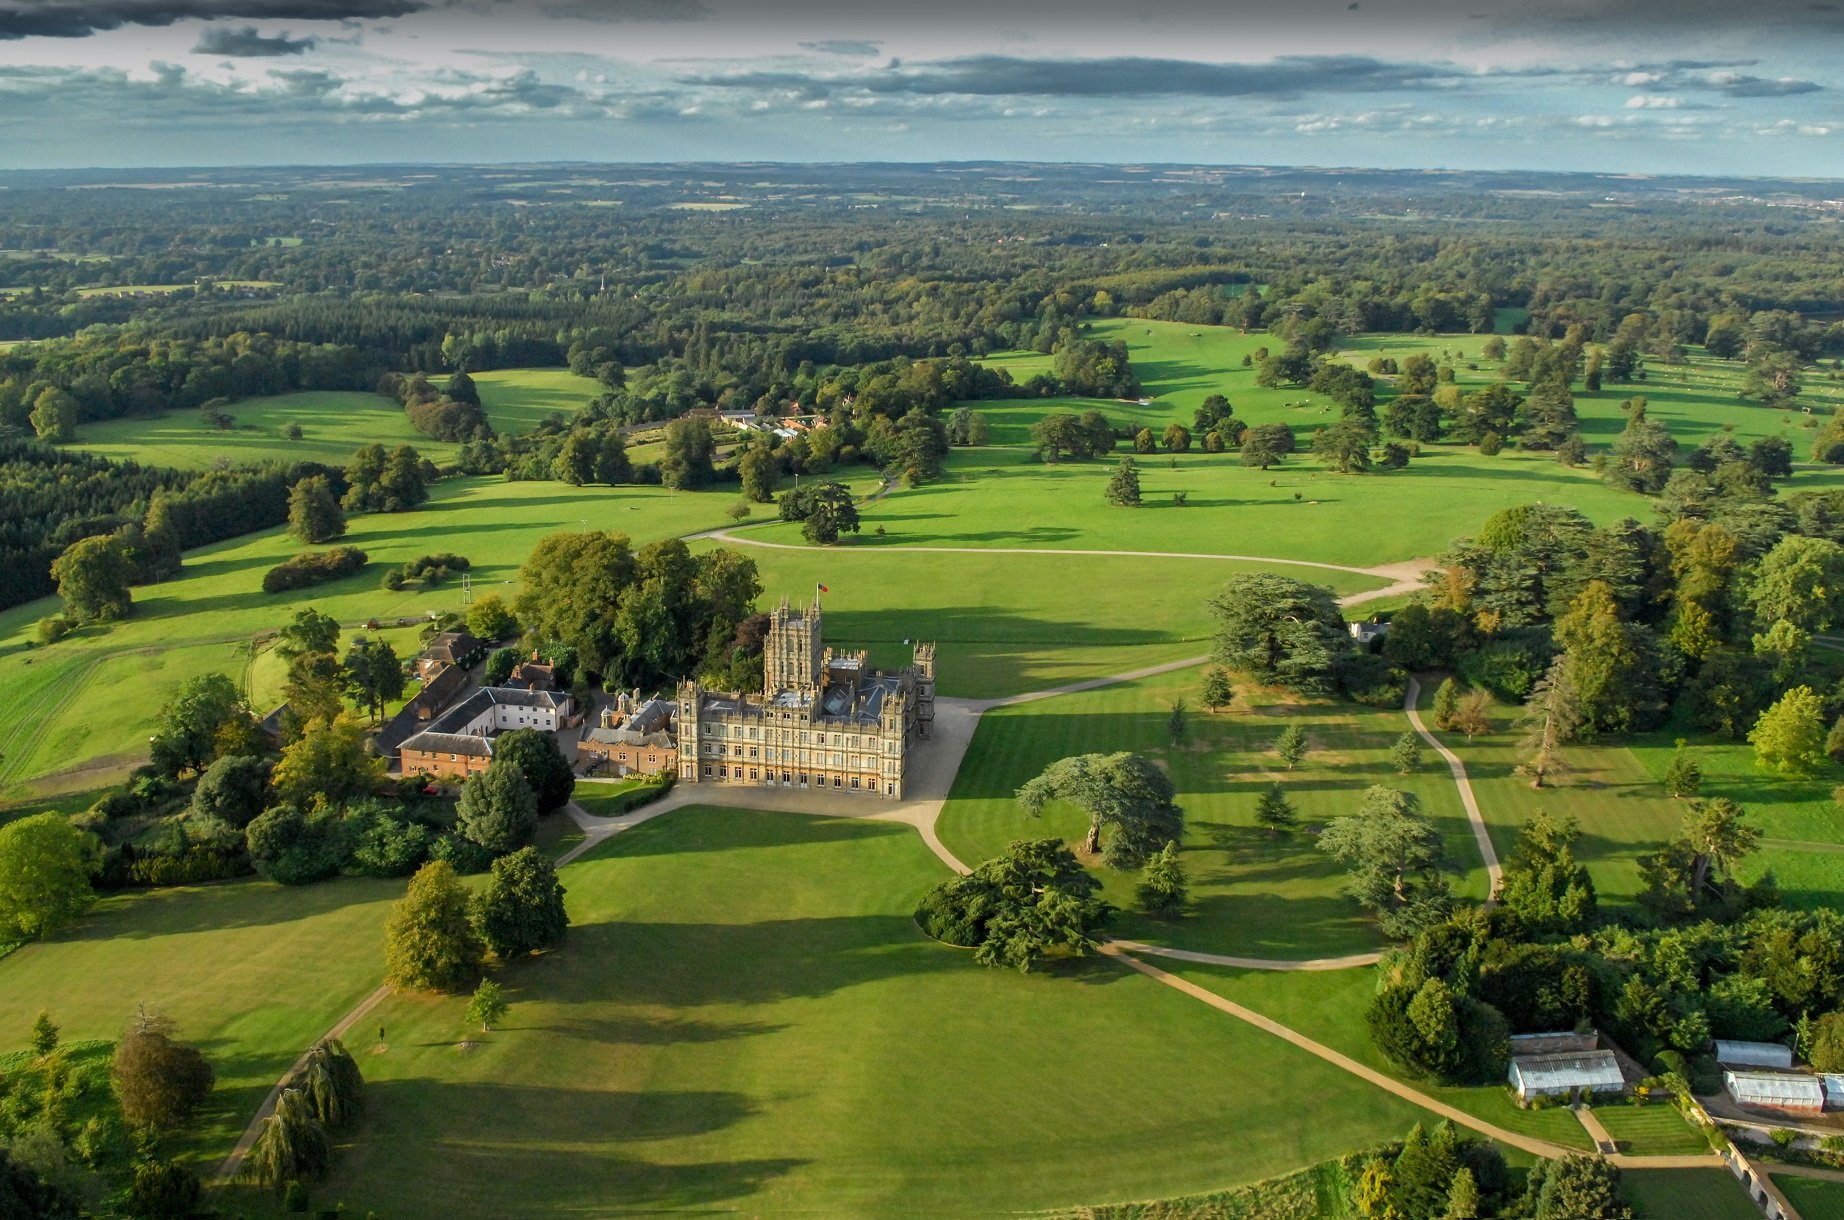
[
  {"xmin": 399, "ymin": 686, "xmax": 575, "ymax": 780},
  {"xmin": 676, "ymin": 595, "xmax": 934, "ymax": 799}
]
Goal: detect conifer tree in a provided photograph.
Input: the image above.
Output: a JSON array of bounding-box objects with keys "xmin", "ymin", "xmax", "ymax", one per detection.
[
  {"xmin": 1104, "ymin": 456, "xmax": 1142, "ymax": 506},
  {"xmin": 1135, "ymin": 841, "xmax": 1188, "ymax": 917}
]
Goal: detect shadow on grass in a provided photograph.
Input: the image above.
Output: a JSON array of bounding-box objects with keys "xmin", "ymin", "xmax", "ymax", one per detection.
[
  {"xmin": 54, "ymin": 874, "xmax": 397, "ymax": 942},
  {"xmin": 582, "ymin": 812, "xmax": 910, "ymax": 858},
  {"xmin": 556, "ymin": 916, "xmax": 957, "ymax": 1007},
  {"xmin": 317, "ymin": 1081, "xmax": 806, "ymax": 1212}
]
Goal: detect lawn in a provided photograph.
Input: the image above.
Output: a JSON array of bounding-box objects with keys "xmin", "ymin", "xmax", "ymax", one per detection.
[
  {"xmin": 1414, "ymin": 687, "xmax": 1844, "ymax": 915},
  {"xmin": 72, "ymin": 391, "xmax": 444, "ymax": 471},
  {"xmin": 470, "ymin": 367, "xmax": 604, "ymax": 434},
  {"xmin": 862, "ymin": 319, "xmax": 1844, "ymax": 569},
  {"xmin": 260, "ymin": 805, "xmax": 1430, "ymax": 1219},
  {"xmin": 1588, "ymin": 1104, "xmax": 1712, "ymax": 1156},
  {"xmin": 0, "ymin": 477, "xmax": 747, "ymax": 799},
  {"xmin": 0, "ymin": 873, "xmax": 404, "ymax": 1171},
  {"xmin": 1622, "ymin": 1168, "xmax": 1762, "ymax": 1220},
  {"xmin": 1168, "ymin": 963, "xmax": 1597, "ymax": 1153},
  {"xmin": 68, "ymin": 368, "xmax": 597, "ymax": 472},
  {"xmin": 936, "ymin": 665, "xmax": 1488, "ymax": 960},
  {"xmin": 0, "ymin": 463, "xmax": 1386, "ymax": 799},
  {"xmin": 1777, "ymin": 1173, "xmax": 1844, "ymax": 1220}
]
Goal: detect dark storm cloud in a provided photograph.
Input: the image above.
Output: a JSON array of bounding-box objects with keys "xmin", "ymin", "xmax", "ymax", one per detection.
[
  {"xmin": 0, "ymin": 0, "xmax": 421, "ymax": 39},
  {"xmin": 690, "ymin": 54, "xmax": 1463, "ymax": 99},
  {"xmin": 193, "ymin": 25, "xmax": 317, "ymax": 55},
  {"xmin": 799, "ymin": 39, "xmax": 881, "ymax": 56}
]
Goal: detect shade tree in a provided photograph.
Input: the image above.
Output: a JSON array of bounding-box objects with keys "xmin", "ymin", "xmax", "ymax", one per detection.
[{"xmin": 1016, "ymin": 751, "xmax": 1184, "ymax": 869}]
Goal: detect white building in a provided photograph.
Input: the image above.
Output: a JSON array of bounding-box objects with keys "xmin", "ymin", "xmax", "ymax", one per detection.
[
  {"xmin": 1725, "ymin": 1070, "xmax": 1824, "ymax": 1114},
  {"xmin": 1508, "ymin": 1050, "xmax": 1626, "ymax": 1101}
]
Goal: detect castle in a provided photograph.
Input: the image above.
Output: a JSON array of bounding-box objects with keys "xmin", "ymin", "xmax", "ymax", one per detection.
[{"xmin": 676, "ymin": 594, "xmax": 935, "ymax": 799}]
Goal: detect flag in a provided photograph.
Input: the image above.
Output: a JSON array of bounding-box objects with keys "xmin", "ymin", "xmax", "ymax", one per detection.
[{"xmin": 817, "ymin": 583, "xmax": 829, "ymax": 593}]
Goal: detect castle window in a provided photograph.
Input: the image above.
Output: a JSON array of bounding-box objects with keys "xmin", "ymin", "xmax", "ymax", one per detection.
[
  {"xmin": 702, "ymin": 765, "xmax": 713, "ymax": 777},
  {"xmin": 851, "ymin": 777, "xmax": 860, "ymax": 789},
  {"xmin": 833, "ymin": 776, "xmax": 842, "ymax": 787},
  {"xmin": 749, "ymin": 747, "xmax": 758, "ymax": 759}
]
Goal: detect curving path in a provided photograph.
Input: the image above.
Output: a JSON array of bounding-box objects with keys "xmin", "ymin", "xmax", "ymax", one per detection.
[
  {"xmin": 1403, "ymin": 675, "xmax": 1503, "ymax": 902},
  {"xmin": 220, "ymin": 566, "xmax": 1511, "ymax": 1189},
  {"xmin": 695, "ymin": 523, "xmax": 1434, "ymax": 606}
]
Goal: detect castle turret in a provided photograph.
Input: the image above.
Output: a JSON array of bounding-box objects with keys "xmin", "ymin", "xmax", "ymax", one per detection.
[{"xmin": 763, "ymin": 595, "xmax": 824, "ymax": 692}]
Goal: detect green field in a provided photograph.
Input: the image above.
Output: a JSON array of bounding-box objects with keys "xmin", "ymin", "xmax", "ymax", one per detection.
[
  {"xmin": 1588, "ymin": 1104, "xmax": 1712, "ymax": 1156},
  {"xmin": 470, "ymin": 367, "xmax": 606, "ymax": 433},
  {"xmin": 0, "ymin": 468, "xmax": 1378, "ymax": 800},
  {"xmin": 1777, "ymin": 1174, "xmax": 1844, "ymax": 1219},
  {"xmin": 0, "ymin": 477, "xmax": 745, "ymax": 800},
  {"xmin": 69, "ymin": 367, "xmax": 600, "ymax": 471},
  {"xmin": 1169, "ymin": 962, "xmax": 1596, "ymax": 1152},
  {"xmin": 1622, "ymin": 1168, "xmax": 1762, "ymax": 1220},
  {"xmin": 938, "ymin": 665, "xmax": 1488, "ymax": 960},
  {"xmin": 862, "ymin": 318, "xmax": 1844, "ymax": 568},
  {"xmin": 0, "ymin": 874, "xmax": 402, "ymax": 1167},
  {"xmin": 1415, "ymin": 685, "xmax": 1844, "ymax": 915},
  {"xmin": 238, "ymin": 805, "xmax": 1429, "ymax": 1218}
]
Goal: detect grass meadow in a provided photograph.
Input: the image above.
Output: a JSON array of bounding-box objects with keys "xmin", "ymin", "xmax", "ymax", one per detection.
[
  {"xmin": 1412, "ymin": 685, "xmax": 1844, "ymax": 916},
  {"xmin": 1621, "ymin": 1169, "xmax": 1764, "ymax": 1220},
  {"xmin": 793, "ymin": 317, "xmax": 1844, "ymax": 569},
  {"xmin": 0, "ymin": 467, "xmax": 1375, "ymax": 801},
  {"xmin": 237, "ymin": 805, "xmax": 1430, "ymax": 1219},
  {"xmin": 938, "ymin": 665, "xmax": 1488, "ymax": 960},
  {"xmin": 1778, "ymin": 1174, "xmax": 1844, "ymax": 1220},
  {"xmin": 69, "ymin": 367, "xmax": 601, "ymax": 471},
  {"xmin": 0, "ymin": 874, "xmax": 403, "ymax": 1169}
]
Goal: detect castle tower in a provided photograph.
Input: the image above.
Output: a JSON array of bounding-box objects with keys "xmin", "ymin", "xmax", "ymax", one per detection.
[
  {"xmin": 911, "ymin": 641, "xmax": 936, "ymax": 737},
  {"xmin": 763, "ymin": 594, "xmax": 824, "ymax": 693}
]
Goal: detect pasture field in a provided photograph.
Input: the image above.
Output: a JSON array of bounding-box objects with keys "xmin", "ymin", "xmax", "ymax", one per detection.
[
  {"xmin": 68, "ymin": 367, "xmax": 597, "ymax": 472},
  {"xmin": 470, "ymin": 366, "xmax": 604, "ymax": 433},
  {"xmin": 1777, "ymin": 1174, "xmax": 1844, "ymax": 1219},
  {"xmin": 937, "ymin": 665, "xmax": 1487, "ymax": 960},
  {"xmin": 259, "ymin": 805, "xmax": 1429, "ymax": 1219},
  {"xmin": 0, "ymin": 469, "xmax": 1373, "ymax": 800},
  {"xmin": 823, "ymin": 318, "xmax": 1843, "ymax": 568},
  {"xmin": 72, "ymin": 391, "xmax": 442, "ymax": 470},
  {"xmin": 1621, "ymin": 1169, "xmax": 1763, "ymax": 1220},
  {"xmin": 1170, "ymin": 963, "xmax": 1596, "ymax": 1152},
  {"xmin": 0, "ymin": 478, "xmax": 744, "ymax": 800},
  {"xmin": 0, "ymin": 873, "xmax": 403, "ymax": 1168},
  {"xmin": 1415, "ymin": 687, "xmax": 1844, "ymax": 915}
]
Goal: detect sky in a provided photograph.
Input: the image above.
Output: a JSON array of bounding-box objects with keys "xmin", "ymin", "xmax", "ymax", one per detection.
[{"xmin": 2, "ymin": 0, "xmax": 1844, "ymax": 176}]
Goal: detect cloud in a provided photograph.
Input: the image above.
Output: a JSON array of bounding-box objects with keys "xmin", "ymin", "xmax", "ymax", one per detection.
[
  {"xmin": 799, "ymin": 40, "xmax": 881, "ymax": 57},
  {"xmin": 1703, "ymin": 71, "xmax": 1823, "ymax": 96},
  {"xmin": 193, "ymin": 25, "xmax": 317, "ymax": 56},
  {"xmin": 0, "ymin": 0, "xmax": 421, "ymax": 40},
  {"xmin": 689, "ymin": 54, "xmax": 1465, "ymax": 100},
  {"xmin": 1624, "ymin": 95, "xmax": 1680, "ymax": 108},
  {"xmin": 540, "ymin": 0, "xmax": 710, "ymax": 21}
]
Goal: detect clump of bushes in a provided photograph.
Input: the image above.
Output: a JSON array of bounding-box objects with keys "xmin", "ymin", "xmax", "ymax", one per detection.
[
  {"xmin": 382, "ymin": 551, "xmax": 470, "ymax": 591},
  {"xmin": 263, "ymin": 547, "xmax": 367, "ymax": 594}
]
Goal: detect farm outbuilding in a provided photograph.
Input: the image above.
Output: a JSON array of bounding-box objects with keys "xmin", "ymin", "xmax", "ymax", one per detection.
[
  {"xmin": 1507, "ymin": 1051, "xmax": 1626, "ymax": 1101},
  {"xmin": 1823, "ymin": 1075, "xmax": 1844, "ymax": 1111},
  {"xmin": 1724, "ymin": 1071, "xmax": 1825, "ymax": 1115},
  {"xmin": 1714, "ymin": 1040, "xmax": 1795, "ymax": 1069}
]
